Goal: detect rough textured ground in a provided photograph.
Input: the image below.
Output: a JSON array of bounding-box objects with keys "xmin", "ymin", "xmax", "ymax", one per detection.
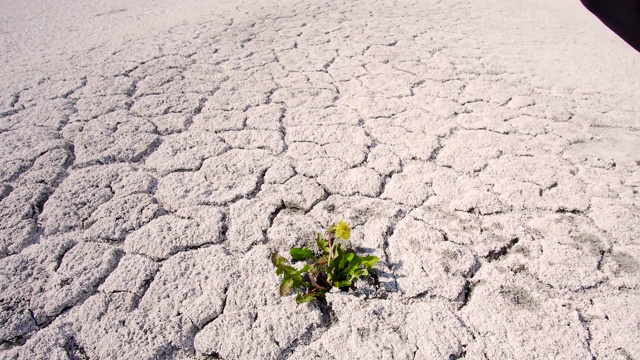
[{"xmin": 1, "ymin": 0, "xmax": 639, "ymax": 359}]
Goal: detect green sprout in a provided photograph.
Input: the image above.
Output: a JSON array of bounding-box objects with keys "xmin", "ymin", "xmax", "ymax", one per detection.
[{"xmin": 271, "ymin": 221, "xmax": 379, "ymax": 304}]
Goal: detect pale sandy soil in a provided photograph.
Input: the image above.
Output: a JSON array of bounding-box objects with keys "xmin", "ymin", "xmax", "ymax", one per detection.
[{"xmin": 0, "ymin": 0, "xmax": 639, "ymax": 359}]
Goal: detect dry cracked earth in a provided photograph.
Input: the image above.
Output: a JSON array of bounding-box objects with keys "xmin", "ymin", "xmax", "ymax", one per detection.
[{"xmin": 1, "ymin": 0, "xmax": 639, "ymax": 359}]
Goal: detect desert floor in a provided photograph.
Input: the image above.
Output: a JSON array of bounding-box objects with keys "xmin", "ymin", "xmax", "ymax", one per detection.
[{"xmin": 1, "ymin": 0, "xmax": 639, "ymax": 359}]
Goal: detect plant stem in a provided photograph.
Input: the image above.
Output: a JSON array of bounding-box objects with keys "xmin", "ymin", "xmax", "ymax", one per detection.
[
  {"xmin": 327, "ymin": 231, "xmax": 338, "ymax": 278},
  {"xmin": 309, "ymin": 274, "xmax": 328, "ymax": 290}
]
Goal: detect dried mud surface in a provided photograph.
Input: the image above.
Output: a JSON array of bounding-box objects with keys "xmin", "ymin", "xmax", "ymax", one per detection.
[{"xmin": 1, "ymin": 0, "xmax": 639, "ymax": 359}]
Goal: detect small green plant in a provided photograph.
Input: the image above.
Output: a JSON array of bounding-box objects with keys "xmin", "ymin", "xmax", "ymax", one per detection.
[{"xmin": 271, "ymin": 221, "xmax": 378, "ymax": 304}]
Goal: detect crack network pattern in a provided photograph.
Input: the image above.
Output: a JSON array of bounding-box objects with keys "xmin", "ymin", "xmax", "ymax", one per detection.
[{"xmin": 0, "ymin": 0, "xmax": 639, "ymax": 359}]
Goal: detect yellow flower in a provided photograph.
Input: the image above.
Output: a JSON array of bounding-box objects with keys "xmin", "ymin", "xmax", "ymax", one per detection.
[{"xmin": 334, "ymin": 221, "xmax": 351, "ymax": 240}]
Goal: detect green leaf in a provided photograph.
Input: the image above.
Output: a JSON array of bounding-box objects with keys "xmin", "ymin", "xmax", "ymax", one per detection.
[
  {"xmin": 290, "ymin": 247, "xmax": 314, "ymax": 261},
  {"xmin": 336, "ymin": 251, "xmax": 353, "ymax": 277},
  {"xmin": 349, "ymin": 268, "xmax": 367, "ymax": 282},
  {"xmin": 282, "ymin": 265, "xmax": 301, "ymax": 277},
  {"xmin": 343, "ymin": 252, "xmax": 355, "ymax": 265},
  {"xmin": 327, "ymin": 249, "xmax": 342, "ymax": 284},
  {"xmin": 316, "ymin": 233, "xmax": 329, "ymax": 256},
  {"xmin": 346, "ymin": 252, "xmax": 355, "ymax": 262},
  {"xmin": 271, "ymin": 252, "xmax": 286, "ymax": 268},
  {"xmin": 296, "ymin": 293, "xmax": 313, "ymax": 304},
  {"xmin": 359, "ymin": 255, "xmax": 379, "ymax": 269},
  {"xmin": 334, "ymin": 280, "xmax": 351, "ymax": 288},
  {"xmin": 347, "ymin": 256, "xmax": 363, "ymax": 272},
  {"xmin": 296, "ymin": 291, "xmax": 324, "ymax": 304},
  {"xmin": 279, "ymin": 277, "xmax": 294, "ymax": 296}
]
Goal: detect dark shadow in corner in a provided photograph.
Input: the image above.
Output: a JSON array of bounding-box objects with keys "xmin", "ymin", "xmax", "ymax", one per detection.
[{"xmin": 581, "ymin": 0, "xmax": 640, "ymax": 52}]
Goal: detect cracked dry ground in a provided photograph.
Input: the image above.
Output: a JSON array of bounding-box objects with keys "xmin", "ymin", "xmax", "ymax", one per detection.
[{"xmin": 1, "ymin": 0, "xmax": 640, "ymax": 359}]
